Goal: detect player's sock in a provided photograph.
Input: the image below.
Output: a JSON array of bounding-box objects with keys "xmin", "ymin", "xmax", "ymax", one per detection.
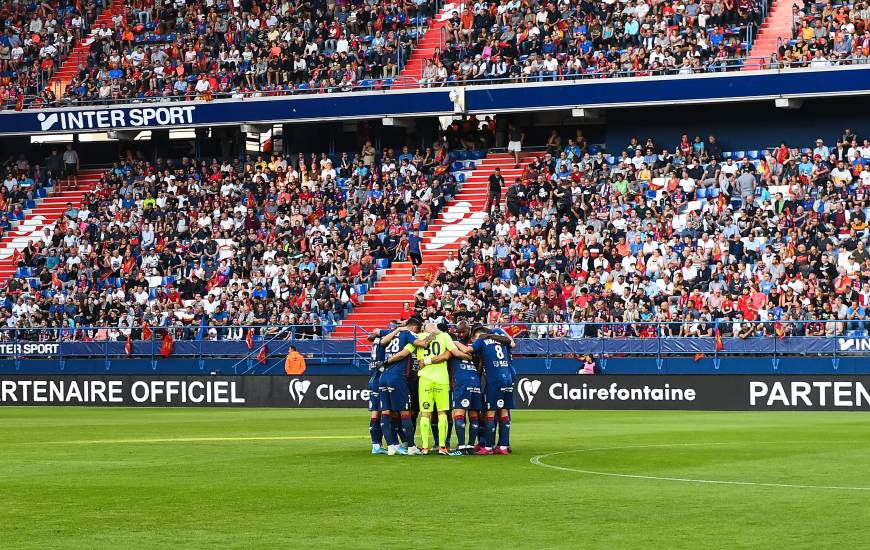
[
  {"xmin": 453, "ymin": 414, "xmax": 466, "ymax": 448},
  {"xmin": 420, "ymin": 415, "xmax": 432, "ymax": 449},
  {"xmin": 380, "ymin": 413, "xmax": 399, "ymax": 446},
  {"xmin": 484, "ymin": 417, "xmax": 496, "ymax": 449},
  {"xmin": 446, "ymin": 417, "xmax": 453, "ymax": 448},
  {"xmin": 392, "ymin": 413, "xmax": 403, "ymax": 445},
  {"xmin": 498, "ymin": 412, "xmax": 511, "ymax": 448},
  {"xmin": 437, "ymin": 415, "xmax": 448, "ymax": 448},
  {"xmin": 468, "ymin": 415, "xmax": 479, "ymax": 447},
  {"xmin": 400, "ymin": 412, "xmax": 416, "ymax": 448},
  {"xmin": 370, "ymin": 417, "xmax": 382, "ymax": 447},
  {"xmin": 430, "ymin": 416, "xmax": 439, "ymax": 446}
]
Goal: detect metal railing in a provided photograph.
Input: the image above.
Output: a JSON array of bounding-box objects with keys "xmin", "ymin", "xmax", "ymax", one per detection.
[{"xmin": 8, "ymin": 55, "xmax": 868, "ymax": 111}]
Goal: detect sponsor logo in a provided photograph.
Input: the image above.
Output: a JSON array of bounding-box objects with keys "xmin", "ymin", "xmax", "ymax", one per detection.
[
  {"xmin": 837, "ymin": 338, "xmax": 870, "ymax": 352},
  {"xmin": 517, "ymin": 378, "xmax": 542, "ymax": 405},
  {"xmin": 0, "ymin": 343, "xmax": 59, "ymax": 355},
  {"xmin": 36, "ymin": 106, "xmax": 195, "ymax": 132},
  {"xmin": 496, "ymin": 399, "xmax": 504, "ymax": 408},
  {"xmin": 749, "ymin": 381, "xmax": 870, "ymax": 408},
  {"xmin": 461, "ymin": 398, "xmax": 470, "ymax": 408},
  {"xmin": 288, "ymin": 378, "xmax": 311, "ymax": 404}
]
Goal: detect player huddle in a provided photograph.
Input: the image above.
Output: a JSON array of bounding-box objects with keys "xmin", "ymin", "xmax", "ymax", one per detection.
[{"xmin": 367, "ymin": 317, "xmax": 516, "ymax": 456}]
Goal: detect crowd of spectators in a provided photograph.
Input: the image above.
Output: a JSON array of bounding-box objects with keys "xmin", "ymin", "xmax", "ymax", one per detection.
[
  {"xmin": 3, "ymin": 122, "xmax": 870, "ymax": 343},
  {"xmin": 774, "ymin": 0, "xmax": 870, "ymax": 68},
  {"xmin": 0, "ymin": 0, "xmax": 108, "ymax": 110},
  {"xmin": 44, "ymin": 0, "xmax": 435, "ymax": 106},
  {"xmin": 3, "ymin": 128, "xmax": 476, "ymax": 341},
  {"xmin": 424, "ymin": 0, "xmax": 764, "ymax": 86},
  {"xmin": 9, "ymin": 0, "xmax": 869, "ymax": 108},
  {"xmin": 410, "ymin": 127, "xmax": 870, "ymax": 340}
]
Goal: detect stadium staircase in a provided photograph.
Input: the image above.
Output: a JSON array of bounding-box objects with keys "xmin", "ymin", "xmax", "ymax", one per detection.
[
  {"xmin": 0, "ymin": 169, "xmax": 103, "ymax": 284},
  {"xmin": 334, "ymin": 151, "xmax": 536, "ymax": 351},
  {"xmin": 742, "ymin": 0, "xmax": 795, "ymax": 70},
  {"xmin": 393, "ymin": 3, "xmax": 455, "ymax": 88},
  {"xmin": 47, "ymin": 0, "xmax": 127, "ymax": 97}
]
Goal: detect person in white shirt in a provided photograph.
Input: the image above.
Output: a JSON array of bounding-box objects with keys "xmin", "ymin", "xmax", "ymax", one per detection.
[{"xmin": 442, "ymin": 251, "xmax": 459, "ymax": 273}]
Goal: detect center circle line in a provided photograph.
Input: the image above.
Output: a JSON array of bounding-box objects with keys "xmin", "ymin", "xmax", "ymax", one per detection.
[{"xmin": 530, "ymin": 443, "xmax": 870, "ymax": 492}]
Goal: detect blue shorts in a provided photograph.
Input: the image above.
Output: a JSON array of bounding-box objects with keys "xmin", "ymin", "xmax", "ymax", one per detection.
[
  {"xmin": 452, "ymin": 375, "xmax": 483, "ymax": 411},
  {"xmin": 368, "ymin": 371, "xmax": 381, "ymax": 412},
  {"xmin": 484, "ymin": 379, "xmax": 515, "ymax": 410},
  {"xmin": 378, "ymin": 367, "xmax": 411, "ymax": 412}
]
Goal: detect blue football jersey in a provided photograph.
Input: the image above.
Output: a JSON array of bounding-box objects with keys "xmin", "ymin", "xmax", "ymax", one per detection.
[
  {"xmin": 370, "ymin": 328, "xmax": 392, "ymax": 367},
  {"xmin": 471, "ymin": 337, "xmax": 512, "ymax": 382}
]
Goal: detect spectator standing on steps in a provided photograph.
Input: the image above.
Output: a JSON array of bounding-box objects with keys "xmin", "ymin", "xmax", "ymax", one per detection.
[
  {"xmin": 407, "ymin": 228, "xmax": 423, "ymax": 281},
  {"xmin": 62, "ymin": 144, "xmax": 79, "ymax": 191},
  {"xmin": 507, "ymin": 123, "xmax": 524, "ymax": 168},
  {"xmin": 486, "ymin": 167, "xmax": 504, "ymax": 215},
  {"xmin": 505, "ymin": 177, "xmax": 526, "ymax": 217}
]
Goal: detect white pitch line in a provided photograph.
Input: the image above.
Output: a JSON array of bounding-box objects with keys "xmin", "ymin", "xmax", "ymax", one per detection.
[
  {"xmin": 530, "ymin": 443, "xmax": 870, "ymax": 492},
  {"xmin": 33, "ymin": 435, "xmax": 367, "ymax": 445}
]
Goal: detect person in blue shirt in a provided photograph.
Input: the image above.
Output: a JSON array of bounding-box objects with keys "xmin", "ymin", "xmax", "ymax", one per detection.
[
  {"xmin": 366, "ymin": 324, "xmax": 402, "ymax": 455},
  {"xmin": 469, "ymin": 324, "xmax": 515, "ymax": 455},
  {"xmin": 379, "ymin": 316, "xmax": 429, "ymax": 455}
]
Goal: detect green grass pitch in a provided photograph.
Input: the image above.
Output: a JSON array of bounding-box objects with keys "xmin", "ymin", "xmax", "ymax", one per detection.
[{"xmin": 2, "ymin": 407, "xmax": 870, "ymax": 549}]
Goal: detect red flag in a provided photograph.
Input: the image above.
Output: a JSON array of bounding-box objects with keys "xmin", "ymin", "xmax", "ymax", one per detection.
[
  {"xmin": 245, "ymin": 328, "xmax": 254, "ymax": 350},
  {"xmin": 256, "ymin": 344, "xmax": 267, "ymax": 364},
  {"xmin": 160, "ymin": 332, "xmax": 174, "ymax": 358},
  {"xmin": 715, "ymin": 327, "xmax": 724, "ymax": 352},
  {"xmin": 774, "ymin": 321, "xmax": 785, "ymax": 340},
  {"xmin": 125, "ymin": 335, "xmax": 132, "ymax": 356},
  {"xmin": 246, "ymin": 192, "xmax": 256, "ymax": 209},
  {"xmin": 51, "ymin": 272, "xmax": 62, "ymax": 287},
  {"xmin": 693, "ymin": 352, "xmax": 704, "ymax": 362},
  {"xmin": 141, "ymin": 322, "xmax": 153, "ymax": 340},
  {"xmin": 122, "ymin": 255, "xmax": 136, "ymax": 274},
  {"xmin": 502, "ymin": 324, "xmax": 528, "ymax": 338},
  {"xmin": 12, "ymin": 248, "xmax": 23, "ymax": 264}
]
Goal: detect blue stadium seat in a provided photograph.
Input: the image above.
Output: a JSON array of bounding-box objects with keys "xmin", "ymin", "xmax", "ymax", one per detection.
[
  {"xmin": 733, "ymin": 151, "xmax": 746, "ymax": 159},
  {"xmin": 723, "ymin": 151, "xmax": 732, "ymax": 159},
  {"xmin": 696, "ymin": 187, "xmax": 707, "ymax": 199},
  {"xmin": 455, "ymin": 173, "xmax": 465, "ymax": 183},
  {"xmin": 15, "ymin": 267, "xmax": 33, "ymax": 277},
  {"xmin": 748, "ymin": 150, "xmax": 760, "ymax": 160},
  {"xmin": 500, "ymin": 269, "xmax": 515, "ymax": 280},
  {"xmin": 375, "ymin": 258, "xmax": 390, "ymax": 269},
  {"xmin": 354, "ymin": 284, "xmax": 368, "ymax": 295}
]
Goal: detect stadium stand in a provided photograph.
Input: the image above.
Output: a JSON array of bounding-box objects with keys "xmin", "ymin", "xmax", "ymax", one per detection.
[
  {"xmin": 16, "ymin": 0, "xmax": 847, "ymax": 108},
  {"xmin": 0, "ymin": 0, "xmax": 115, "ymax": 109},
  {"xmin": 3, "ymin": 121, "xmax": 869, "ymax": 346}
]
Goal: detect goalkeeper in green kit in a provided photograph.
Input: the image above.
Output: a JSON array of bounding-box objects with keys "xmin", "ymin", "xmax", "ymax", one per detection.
[{"xmin": 398, "ymin": 323, "xmax": 459, "ymax": 455}]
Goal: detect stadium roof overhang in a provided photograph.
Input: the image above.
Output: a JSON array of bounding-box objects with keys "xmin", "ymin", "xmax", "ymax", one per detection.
[{"xmin": 2, "ymin": 65, "xmax": 868, "ymax": 137}]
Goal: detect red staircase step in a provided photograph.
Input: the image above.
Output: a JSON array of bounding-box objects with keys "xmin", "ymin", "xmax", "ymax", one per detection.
[
  {"xmin": 743, "ymin": 0, "xmax": 793, "ymax": 71},
  {"xmin": 337, "ymin": 150, "xmax": 537, "ymax": 350},
  {"xmin": 0, "ymin": 169, "xmax": 102, "ymax": 277}
]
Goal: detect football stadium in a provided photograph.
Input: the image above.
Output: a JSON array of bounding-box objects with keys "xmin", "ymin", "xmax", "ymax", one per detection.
[{"xmin": 1, "ymin": 0, "xmax": 870, "ymax": 546}]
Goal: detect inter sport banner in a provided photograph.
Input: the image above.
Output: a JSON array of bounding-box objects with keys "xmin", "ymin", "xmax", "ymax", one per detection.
[{"xmin": 4, "ymin": 375, "xmax": 870, "ymax": 410}]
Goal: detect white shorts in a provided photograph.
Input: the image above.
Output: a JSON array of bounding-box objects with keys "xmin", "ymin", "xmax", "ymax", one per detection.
[{"xmin": 507, "ymin": 140, "xmax": 522, "ymax": 152}]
